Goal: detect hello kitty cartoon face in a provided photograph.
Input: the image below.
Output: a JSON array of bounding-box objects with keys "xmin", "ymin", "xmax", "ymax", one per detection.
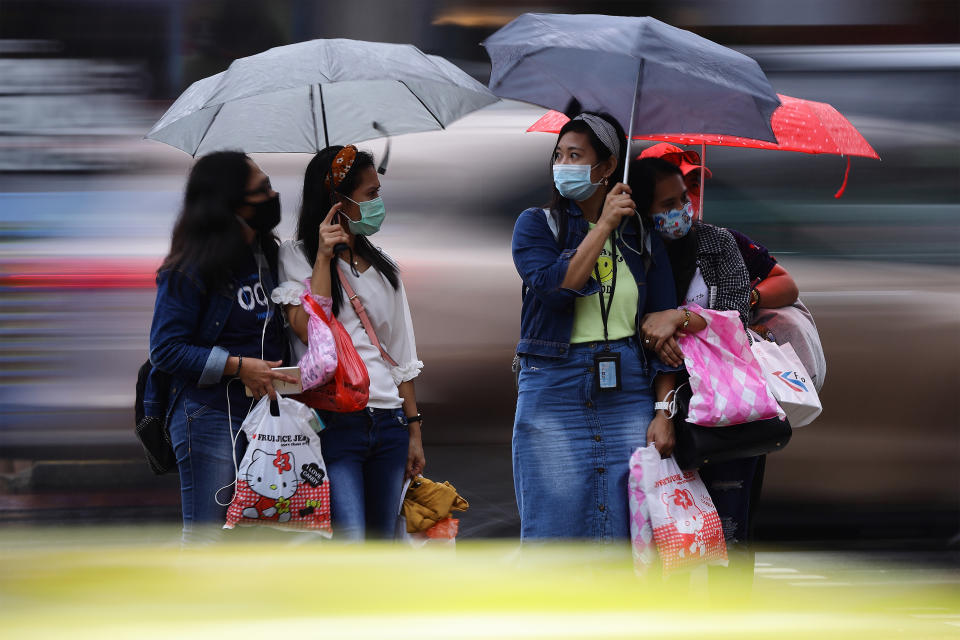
[
  {"xmin": 246, "ymin": 448, "xmax": 298, "ymax": 500},
  {"xmin": 662, "ymin": 488, "xmax": 704, "ymax": 534}
]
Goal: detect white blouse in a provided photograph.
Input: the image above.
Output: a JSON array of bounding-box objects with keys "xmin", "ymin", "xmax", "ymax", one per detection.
[
  {"xmin": 271, "ymin": 239, "xmax": 422, "ymax": 409},
  {"xmin": 684, "ymin": 267, "xmax": 709, "ymax": 308}
]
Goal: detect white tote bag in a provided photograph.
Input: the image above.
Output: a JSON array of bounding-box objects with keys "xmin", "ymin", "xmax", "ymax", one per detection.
[
  {"xmin": 224, "ymin": 396, "xmax": 332, "ymax": 535},
  {"xmin": 751, "ymin": 299, "xmax": 826, "ymax": 391},
  {"xmin": 749, "ymin": 331, "xmax": 823, "ymax": 427}
]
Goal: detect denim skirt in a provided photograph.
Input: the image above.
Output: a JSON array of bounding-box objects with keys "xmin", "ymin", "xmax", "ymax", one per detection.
[{"xmin": 513, "ymin": 337, "xmax": 654, "ymax": 542}]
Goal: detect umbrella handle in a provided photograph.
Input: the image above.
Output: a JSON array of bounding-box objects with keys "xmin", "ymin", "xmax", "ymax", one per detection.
[{"xmin": 373, "ymin": 121, "xmax": 391, "ymax": 175}]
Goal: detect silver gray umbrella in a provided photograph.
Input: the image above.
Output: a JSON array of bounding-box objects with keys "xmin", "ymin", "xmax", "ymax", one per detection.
[
  {"xmin": 147, "ymin": 38, "xmax": 498, "ymax": 156},
  {"xmin": 483, "ymin": 13, "xmax": 781, "ymax": 179}
]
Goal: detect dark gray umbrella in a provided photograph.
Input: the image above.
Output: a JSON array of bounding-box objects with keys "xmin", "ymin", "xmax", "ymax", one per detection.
[{"xmin": 483, "ymin": 13, "xmax": 781, "ymax": 179}]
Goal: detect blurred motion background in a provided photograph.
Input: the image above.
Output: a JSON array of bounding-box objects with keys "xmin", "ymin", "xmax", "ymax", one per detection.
[{"xmin": 0, "ymin": 0, "xmax": 957, "ymax": 545}]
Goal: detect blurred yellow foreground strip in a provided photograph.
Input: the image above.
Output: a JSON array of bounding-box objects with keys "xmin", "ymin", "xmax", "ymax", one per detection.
[{"xmin": 0, "ymin": 526, "xmax": 957, "ymax": 639}]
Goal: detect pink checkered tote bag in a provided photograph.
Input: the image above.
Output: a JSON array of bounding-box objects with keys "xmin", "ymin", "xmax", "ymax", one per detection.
[{"xmin": 676, "ymin": 303, "xmax": 784, "ymax": 426}]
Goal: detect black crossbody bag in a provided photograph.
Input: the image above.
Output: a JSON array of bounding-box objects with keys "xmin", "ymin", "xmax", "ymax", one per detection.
[
  {"xmin": 671, "ymin": 376, "xmax": 792, "ymax": 471},
  {"xmin": 134, "ymin": 360, "xmax": 176, "ymax": 475}
]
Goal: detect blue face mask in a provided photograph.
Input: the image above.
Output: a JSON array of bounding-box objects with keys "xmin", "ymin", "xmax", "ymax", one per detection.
[
  {"xmin": 553, "ymin": 163, "xmax": 602, "ymax": 201},
  {"xmin": 343, "ymin": 195, "xmax": 386, "ymax": 236},
  {"xmin": 651, "ymin": 202, "xmax": 694, "ymax": 240}
]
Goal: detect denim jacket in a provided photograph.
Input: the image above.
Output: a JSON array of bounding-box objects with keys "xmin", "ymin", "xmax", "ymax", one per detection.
[
  {"xmin": 143, "ymin": 267, "xmax": 236, "ymax": 425},
  {"xmin": 511, "ymin": 203, "xmax": 679, "ymax": 375}
]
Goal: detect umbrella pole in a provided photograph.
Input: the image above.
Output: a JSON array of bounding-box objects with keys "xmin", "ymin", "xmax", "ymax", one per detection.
[
  {"xmin": 621, "ymin": 68, "xmax": 642, "ymax": 184},
  {"xmin": 700, "ymin": 143, "xmax": 706, "ymax": 220}
]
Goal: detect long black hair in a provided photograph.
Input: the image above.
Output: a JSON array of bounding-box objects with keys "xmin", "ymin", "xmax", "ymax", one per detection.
[
  {"xmin": 628, "ymin": 157, "xmax": 698, "ymax": 301},
  {"xmin": 160, "ymin": 150, "xmax": 278, "ymax": 291},
  {"xmin": 297, "ymin": 146, "xmax": 399, "ymax": 316},
  {"xmin": 547, "ymin": 111, "xmax": 631, "ymax": 244}
]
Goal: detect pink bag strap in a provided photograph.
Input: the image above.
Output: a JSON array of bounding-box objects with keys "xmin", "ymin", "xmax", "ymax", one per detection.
[{"xmin": 337, "ymin": 267, "xmax": 399, "ymax": 367}]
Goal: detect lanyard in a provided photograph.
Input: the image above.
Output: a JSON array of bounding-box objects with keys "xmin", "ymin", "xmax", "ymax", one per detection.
[{"xmin": 594, "ymin": 233, "xmax": 618, "ymax": 344}]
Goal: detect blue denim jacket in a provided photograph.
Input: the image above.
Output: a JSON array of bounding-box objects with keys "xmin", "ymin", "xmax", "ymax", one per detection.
[
  {"xmin": 143, "ymin": 267, "xmax": 236, "ymax": 425},
  {"xmin": 512, "ymin": 203, "xmax": 679, "ymax": 374}
]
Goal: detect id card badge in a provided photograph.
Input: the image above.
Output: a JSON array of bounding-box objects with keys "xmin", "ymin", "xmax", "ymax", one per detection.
[{"xmin": 594, "ymin": 352, "xmax": 622, "ymax": 391}]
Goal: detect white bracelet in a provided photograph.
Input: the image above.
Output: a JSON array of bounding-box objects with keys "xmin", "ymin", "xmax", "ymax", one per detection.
[{"xmin": 654, "ymin": 388, "xmax": 679, "ymax": 419}]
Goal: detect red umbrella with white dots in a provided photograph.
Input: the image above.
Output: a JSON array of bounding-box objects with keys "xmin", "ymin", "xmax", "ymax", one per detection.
[{"xmin": 528, "ymin": 94, "xmax": 880, "ymax": 213}]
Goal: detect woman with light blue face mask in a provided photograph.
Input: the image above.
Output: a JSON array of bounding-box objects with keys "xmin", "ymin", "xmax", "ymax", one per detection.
[
  {"xmin": 271, "ymin": 144, "xmax": 425, "ymax": 541},
  {"xmin": 510, "ymin": 112, "xmax": 682, "ymax": 542}
]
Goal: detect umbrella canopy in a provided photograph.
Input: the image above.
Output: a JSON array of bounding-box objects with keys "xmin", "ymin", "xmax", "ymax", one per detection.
[
  {"xmin": 483, "ymin": 13, "xmax": 781, "ymax": 145},
  {"xmin": 527, "ymin": 94, "xmax": 879, "ymax": 200},
  {"xmin": 637, "ymin": 95, "xmax": 879, "ymax": 158},
  {"xmin": 527, "ymin": 95, "xmax": 879, "ymax": 158},
  {"xmin": 147, "ymin": 39, "xmax": 498, "ymax": 156}
]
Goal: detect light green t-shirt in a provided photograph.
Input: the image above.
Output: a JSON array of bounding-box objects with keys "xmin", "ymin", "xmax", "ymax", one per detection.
[{"xmin": 570, "ymin": 225, "xmax": 639, "ymax": 343}]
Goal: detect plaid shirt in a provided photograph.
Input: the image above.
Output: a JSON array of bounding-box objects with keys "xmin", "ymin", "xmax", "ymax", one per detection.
[{"xmin": 693, "ymin": 222, "xmax": 751, "ymax": 325}]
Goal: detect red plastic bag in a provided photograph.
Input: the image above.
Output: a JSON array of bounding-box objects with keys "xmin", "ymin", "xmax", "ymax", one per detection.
[
  {"xmin": 295, "ymin": 294, "xmax": 369, "ymax": 412},
  {"xmin": 424, "ymin": 517, "xmax": 459, "ymax": 539}
]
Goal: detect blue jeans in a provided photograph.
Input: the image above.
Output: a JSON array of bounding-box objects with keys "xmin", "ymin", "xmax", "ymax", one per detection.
[
  {"xmin": 317, "ymin": 407, "xmax": 409, "ymax": 541},
  {"xmin": 513, "ymin": 337, "xmax": 654, "ymax": 542},
  {"xmin": 168, "ymin": 394, "xmax": 248, "ymax": 545}
]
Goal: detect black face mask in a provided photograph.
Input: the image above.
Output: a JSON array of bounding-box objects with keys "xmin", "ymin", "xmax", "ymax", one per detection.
[{"xmin": 245, "ymin": 193, "xmax": 281, "ymax": 232}]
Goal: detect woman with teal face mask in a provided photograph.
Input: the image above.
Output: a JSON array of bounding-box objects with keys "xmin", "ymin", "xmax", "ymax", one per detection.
[{"xmin": 271, "ymin": 144, "xmax": 425, "ymax": 541}]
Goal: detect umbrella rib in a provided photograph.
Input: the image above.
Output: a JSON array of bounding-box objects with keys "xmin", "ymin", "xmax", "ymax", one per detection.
[
  {"xmin": 309, "ymin": 84, "xmax": 320, "ymax": 151},
  {"xmin": 192, "ymin": 103, "xmax": 224, "ymax": 157},
  {"xmin": 399, "ymin": 80, "xmax": 444, "ymax": 130},
  {"xmin": 318, "ymin": 83, "xmax": 330, "ymax": 147}
]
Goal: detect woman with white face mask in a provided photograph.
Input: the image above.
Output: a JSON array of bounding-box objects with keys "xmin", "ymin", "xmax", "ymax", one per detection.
[
  {"xmin": 630, "ymin": 157, "xmax": 759, "ymax": 590},
  {"xmin": 271, "ymin": 145, "xmax": 425, "ymax": 541},
  {"xmin": 510, "ymin": 112, "xmax": 681, "ymax": 542}
]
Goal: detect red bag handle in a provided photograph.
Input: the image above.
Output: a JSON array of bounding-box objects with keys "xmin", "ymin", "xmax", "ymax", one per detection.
[
  {"xmin": 301, "ymin": 291, "xmax": 330, "ymax": 323},
  {"xmin": 303, "ymin": 276, "xmax": 398, "ymax": 367}
]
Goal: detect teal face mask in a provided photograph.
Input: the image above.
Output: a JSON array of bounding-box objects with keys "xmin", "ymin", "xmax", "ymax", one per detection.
[{"xmin": 343, "ymin": 195, "xmax": 386, "ymax": 236}]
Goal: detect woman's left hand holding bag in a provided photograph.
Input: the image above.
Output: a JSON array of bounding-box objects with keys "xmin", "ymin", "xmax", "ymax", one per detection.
[{"xmin": 646, "ymin": 413, "xmax": 676, "ymax": 458}]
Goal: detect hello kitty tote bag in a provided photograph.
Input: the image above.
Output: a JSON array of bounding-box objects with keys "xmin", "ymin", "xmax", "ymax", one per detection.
[
  {"xmin": 225, "ymin": 395, "xmax": 332, "ymax": 536},
  {"xmin": 677, "ymin": 303, "xmax": 784, "ymax": 426},
  {"xmin": 631, "ymin": 444, "xmax": 727, "ymax": 577}
]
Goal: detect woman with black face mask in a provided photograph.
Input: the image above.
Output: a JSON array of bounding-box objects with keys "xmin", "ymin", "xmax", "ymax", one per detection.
[{"xmin": 149, "ymin": 151, "xmax": 296, "ymax": 545}]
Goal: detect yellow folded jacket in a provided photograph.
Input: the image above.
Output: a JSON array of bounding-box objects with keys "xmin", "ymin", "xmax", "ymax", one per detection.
[{"xmin": 402, "ymin": 476, "xmax": 469, "ymax": 533}]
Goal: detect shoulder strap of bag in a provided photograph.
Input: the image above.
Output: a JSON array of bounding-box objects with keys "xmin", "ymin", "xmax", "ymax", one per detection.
[
  {"xmin": 336, "ymin": 267, "xmax": 399, "ymax": 367},
  {"xmin": 542, "ymin": 208, "xmax": 560, "ymax": 242}
]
